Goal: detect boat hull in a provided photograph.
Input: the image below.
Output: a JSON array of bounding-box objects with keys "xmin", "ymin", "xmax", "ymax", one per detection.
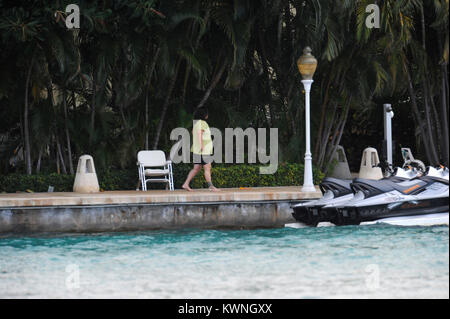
[{"xmin": 336, "ymin": 197, "xmax": 449, "ymax": 225}]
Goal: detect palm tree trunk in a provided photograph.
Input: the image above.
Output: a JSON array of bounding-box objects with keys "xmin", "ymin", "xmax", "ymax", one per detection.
[
  {"xmin": 56, "ymin": 135, "xmax": 67, "ymax": 174},
  {"xmin": 36, "ymin": 147, "xmax": 42, "ymax": 174},
  {"xmin": 441, "ymin": 66, "xmax": 449, "ymax": 165},
  {"xmin": 257, "ymin": 31, "xmax": 274, "ymax": 127},
  {"xmin": 152, "ymin": 58, "xmax": 181, "ymax": 150},
  {"xmin": 318, "ymin": 101, "xmax": 338, "ymax": 168},
  {"xmin": 89, "ymin": 72, "xmax": 97, "ymax": 148},
  {"xmin": 314, "ymin": 70, "xmax": 333, "ymax": 159},
  {"xmin": 145, "ymin": 47, "xmax": 160, "ymax": 150},
  {"xmin": 55, "ymin": 148, "xmax": 60, "ymax": 174},
  {"xmin": 419, "ymin": 5, "xmax": 440, "ymax": 165},
  {"xmin": 323, "ymin": 97, "xmax": 352, "ymax": 175},
  {"xmin": 404, "ymin": 65, "xmax": 435, "ymax": 165},
  {"xmin": 62, "ymin": 89, "xmax": 74, "ymax": 174},
  {"xmin": 285, "ymin": 81, "xmax": 297, "ymax": 135},
  {"xmin": 181, "ymin": 10, "xmax": 211, "ymax": 106},
  {"xmin": 194, "ymin": 59, "xmax": 227, "ymax": 111},
  {"xmin": 181, "ymin": 23, "xmax": 196, "ymax": 106},
  {"xmin": 316, "ymin": 67, "xmax": 346, "ymax": 166},
  {"xmin": 429, "ymin": 89, "xmax": 443, "ymax": 157},
  {"xmin": 145, "ymin": 89, "xmax": 150, "ymax": 150},
  {"xmin": 421, "ymin": 83, "xmax": 440, "ymax": 164},
  {"xmin": 24, "ymin": 51, "xmax": 36, "ymax": 175}
]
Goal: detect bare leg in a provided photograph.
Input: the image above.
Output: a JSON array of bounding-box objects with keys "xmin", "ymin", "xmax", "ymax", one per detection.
[
  {"xmin": 203, "ymin": 163, "xmax": 220, "ymax": 191},
  {"xmin": 182, "ymin": 164, "xmax": 202, "ymax": 191}
]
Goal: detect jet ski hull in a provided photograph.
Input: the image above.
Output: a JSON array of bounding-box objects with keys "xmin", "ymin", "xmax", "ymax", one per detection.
[
  {"xmin": 291, "ymin": 167, "xmax": 448, "ymax": 227},
  {"xmin": 291, "ymin": 177, "xmax": 354, "ymax": 226},
  {"xmin": 335, "ymin": 197, "xmax": 449, "ymax": 226},
  {"xmin": 360, "ymin": 213, "xmax": 448, "ymax": 226}
]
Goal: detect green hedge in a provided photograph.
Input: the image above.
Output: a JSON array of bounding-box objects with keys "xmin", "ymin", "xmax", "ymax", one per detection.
[{"xmin": 0, "ymin": 163, "xmax": 324, "ymax": 193}]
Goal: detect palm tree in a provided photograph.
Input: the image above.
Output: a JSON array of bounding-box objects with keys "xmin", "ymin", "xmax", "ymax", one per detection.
[{"xmin": 0, "ymin": 0, "xmax": 448, "ymax": 176}]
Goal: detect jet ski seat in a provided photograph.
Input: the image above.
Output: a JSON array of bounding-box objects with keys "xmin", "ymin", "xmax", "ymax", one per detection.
[
  {"xmin": 319, "ymin": 177, "xmax": 353, "ymax": 197},
  {"xmin": 350, "ymin": 178, "xmax": 428, "ymax": 197},
  {"xmin": 418, "ymin": 176, "xmax": 449, "ymax": 185},
  {"xmin": 385, "ymin": 176, "xmax": 410, "ymax": 183}
]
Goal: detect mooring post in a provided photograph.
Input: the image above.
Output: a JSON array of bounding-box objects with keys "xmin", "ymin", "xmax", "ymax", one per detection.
[{"xmin": 383, "ymin": 104, "xmax": 394, "ymax": 166}]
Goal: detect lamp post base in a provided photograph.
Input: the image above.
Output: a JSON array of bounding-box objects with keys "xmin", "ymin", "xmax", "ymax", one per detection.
[
  {"xmin": 301, "ymin": 185, "xmax": 316, "ymax": 192},
  {"xmin": 302, "ymin": 152, "xmax": 315, "ymax": 192}
]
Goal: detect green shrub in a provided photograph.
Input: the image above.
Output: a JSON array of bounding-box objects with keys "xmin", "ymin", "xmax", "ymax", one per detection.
[
  {"xmin": 0, "ymin": 173, "xmax": 75, "ymax": 193},
  {"xmin": 0, "ymin": 163, "xmax": 324, "ymax": 193}
]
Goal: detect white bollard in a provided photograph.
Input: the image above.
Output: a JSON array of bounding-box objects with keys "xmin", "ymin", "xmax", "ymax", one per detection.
[
  {"xmin": 329, "ymin": 145, "xmax": 352, "ymax": 179},
  {"xmin": 358, "ymin": 147, "xmax": 383, "ymax": 180},
  {"xmin": 73, "ymin": 155, "xmax": 100, "ymax": 193}
]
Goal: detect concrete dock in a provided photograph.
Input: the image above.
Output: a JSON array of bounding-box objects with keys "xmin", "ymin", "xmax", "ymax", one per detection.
[{"xmin": 0, "ymin": 187, "xmax": 321, "ymax": 234}]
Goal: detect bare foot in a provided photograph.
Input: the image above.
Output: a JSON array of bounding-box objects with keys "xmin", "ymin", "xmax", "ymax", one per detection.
[
  {"xmin": 208, "ymin": 186, "xmax": 221, "ymax": 192},
  {"xmin": 182, "ymin": 184, "xmax": 193, "ymax": 191}
]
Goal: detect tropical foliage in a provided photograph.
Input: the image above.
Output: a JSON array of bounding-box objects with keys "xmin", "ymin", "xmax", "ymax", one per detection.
[
  {"xmin": 0, "ymin": 163, "xmax": 325, "ymax": 192},
  {"xmin": 0, "ymin": 0, "xmax": 448, "ymax": 177}
]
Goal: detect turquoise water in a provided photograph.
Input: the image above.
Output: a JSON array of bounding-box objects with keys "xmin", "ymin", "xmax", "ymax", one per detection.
[{"xmin": 0, "ymin": 225, "xmax": 448, "ymax": 298}]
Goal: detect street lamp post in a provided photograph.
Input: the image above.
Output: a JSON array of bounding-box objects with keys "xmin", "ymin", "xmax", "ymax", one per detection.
[{"xmin": 297, "ymin": 47, "xmax": 317, "ymax": 192}]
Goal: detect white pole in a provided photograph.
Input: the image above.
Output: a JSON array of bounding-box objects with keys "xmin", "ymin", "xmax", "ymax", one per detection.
[
  {"xmin": 301, "ymin": 79, "xmax": 315, "ymax": 192},
  {"xmin": 383, "ymin": 104, "xmax": 394, "ymax": 166}
]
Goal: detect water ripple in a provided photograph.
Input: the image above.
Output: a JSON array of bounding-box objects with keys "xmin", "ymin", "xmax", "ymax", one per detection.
[{"xmin": 0, "ymin": 225, "xmax": 448, "ymax": 298}]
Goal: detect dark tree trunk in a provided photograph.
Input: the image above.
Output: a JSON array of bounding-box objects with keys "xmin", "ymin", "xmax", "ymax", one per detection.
[
  {"xmin": 55, "ymin": 138, "xmax": 60, "ymax": 175},
  {"xmin": 421, "ymin": 82, "xmax": 440, "ymax": 164},
  {"xmin": 194, "ymin": 60, "xmax": 227, "ymax": 111},
  {"xmin": 145, "ymin": 47, "xmax": 160, "ymax": 150},
  {"xmin": 318, "ymin": 101, "xmax": 338, "ymax": 168},
  {"xmin": 24, "ymin": 51, "xmax": 36, "ymax": 175},
  {"xmin": 63, "ymin": 89, "xmax": 74, "ymax": 174},
  {"xmin": 404, "ymin": 65, "xmax": 435, "ymax": 165},
  {"xmin": 89, "ymin": 72, "xmax": 97, "ymax": 148},
  {"xmin": 36, "ymin": 147, "xmax": 42, "ymax": 174},
  {"xmin": 441, "ymin": 66, "xmax": 449, "ymax": 165},
  {"xmin": 419, "ymin": 5, "xmax": 440, "ymax": 165},
  {"xmin": 152, "ymin": 58, "xmax": 181, "ymax": 149},
  {"xmin": 56, "ymin": 135, "xmax": 67, "ymax": 174},
  {"xmin": 314, "ymin": 64, "xmax": 334, "ymax": 159},
  {"xmin": 323, "ymin": 97, "xmax": 352, "ymax": 175}
]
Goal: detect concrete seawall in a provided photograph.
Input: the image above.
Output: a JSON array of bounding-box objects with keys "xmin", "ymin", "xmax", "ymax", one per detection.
[
  {"xmin": 0, "ymin": 187, "xmax": 321, "ymax": 234},
  {"xmin": 0, "ymin": 201, "xmax": 299, "ymax": 233}
]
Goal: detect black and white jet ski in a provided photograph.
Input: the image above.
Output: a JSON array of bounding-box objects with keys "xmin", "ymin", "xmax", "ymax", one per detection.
[
  {"xmin": 290, "ymin": 166, "xmax": 420, "ymax": 227},
  {"xmin": 333, "ymin": 166, "xmax": 449, "ymax": 226}
]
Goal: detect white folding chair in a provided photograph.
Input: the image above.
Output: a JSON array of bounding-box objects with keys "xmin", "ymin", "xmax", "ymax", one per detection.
[{"xmin": 137, "ymin": 150, "xmax": 174, "ymax": 191}]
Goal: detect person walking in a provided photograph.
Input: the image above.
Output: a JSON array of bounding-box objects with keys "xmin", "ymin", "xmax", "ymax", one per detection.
[{"xmin": 182, "ymin": 107, "xmax": 219, "ymax": 192}]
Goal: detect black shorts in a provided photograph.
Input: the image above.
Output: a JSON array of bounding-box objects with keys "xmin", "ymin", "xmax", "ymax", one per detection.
[{"xmin": 193, "ymin": 154, "xmax": 214, "ymax": 165}]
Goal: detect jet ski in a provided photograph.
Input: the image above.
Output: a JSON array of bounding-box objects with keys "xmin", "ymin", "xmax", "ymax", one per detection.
[
  {"xmin": 333, "ymin": 166, "xmax": 449, "ymax": 226},
  {"xmin": 291, "ymin": 166, "xmax": 420, "ymax": 226}
]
